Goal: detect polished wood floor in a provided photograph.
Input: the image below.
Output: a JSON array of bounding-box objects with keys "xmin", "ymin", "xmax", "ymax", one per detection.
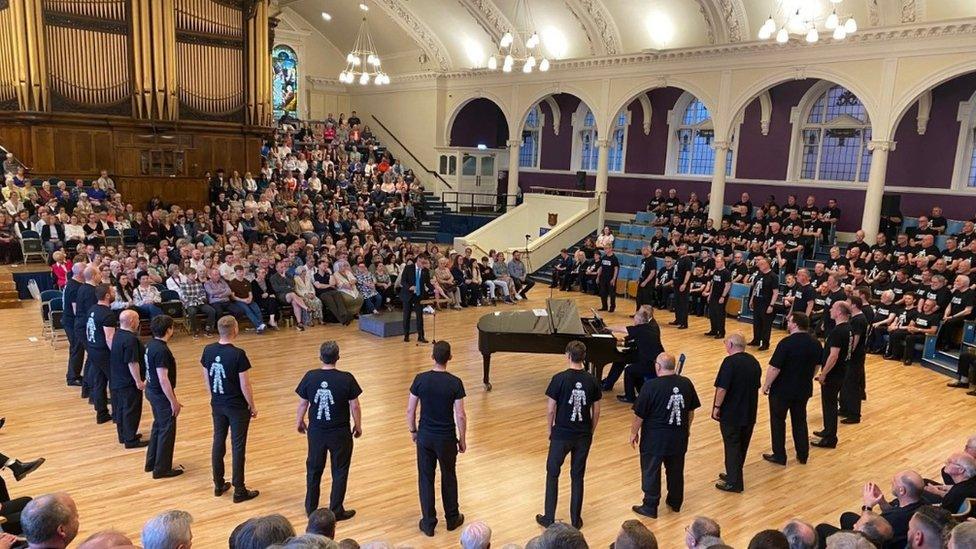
[{"xmin": 0, "ymin": 290, "xmax": 972, "ymax": 548}]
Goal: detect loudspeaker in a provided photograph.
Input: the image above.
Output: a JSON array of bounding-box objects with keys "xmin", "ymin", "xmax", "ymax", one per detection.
[
  {"xmin": 576, "ymin": 170, "xmax": 587, "ymax": 190},
  {"xmin": 881, "ymin": 194, "xmax": 901, "ymax": 217}
]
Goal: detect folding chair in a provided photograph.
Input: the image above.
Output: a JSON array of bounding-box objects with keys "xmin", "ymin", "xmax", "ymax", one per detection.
[
  {"xmin": 105, "ymin": 228, "xmax": 123, "ymax": 250},
  {"xmin": 40, "ymin": 289, "xmax": 62, "ymax": 339},
  {"xmin": 19, "ymin": 230, "xmax": 48, "ymax": 264},
  {"xmin": 49, "ymin": 297, "xmax": 66, "ymax": 348}
]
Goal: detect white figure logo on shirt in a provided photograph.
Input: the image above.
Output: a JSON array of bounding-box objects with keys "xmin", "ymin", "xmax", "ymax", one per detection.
[
  {"xmin": 86, "ymin": 312, "xmax": 96, "ymax": 343},
  {"xmin": 209, "ymin": 356, "xmax": 226, "ymax": 394},
  {"xmin": 667, "ymin": 387, "xmax": 685, "ymax": 425},
  {"xmin": 569, "ymin": 382, "xmax": 587, "ymax": 422},
  {"xmin": 314, "ymin": 381, "xmax": 335, "ymax": 421},
  {"xmin": 144, "ymin": 349, "xmax": 152, "ymax": 384}
]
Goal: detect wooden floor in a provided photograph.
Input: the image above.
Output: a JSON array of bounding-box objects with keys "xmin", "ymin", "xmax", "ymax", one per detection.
[{"xmin": 1, "ymin": 290, "xmax": 972, "ymax": 548}]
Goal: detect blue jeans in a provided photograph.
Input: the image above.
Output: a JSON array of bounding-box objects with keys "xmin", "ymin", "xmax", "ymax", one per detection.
[
  {"xmin": 136, "ymin": 304, "xmax": 164, "ymax": 319},
  {"xmin": 362, "ymin": 293, "xmax": 384, "ymax": 313},
  {"xmin": 229, "ymin": 301, "xmax": 264, "ymax": 328}
]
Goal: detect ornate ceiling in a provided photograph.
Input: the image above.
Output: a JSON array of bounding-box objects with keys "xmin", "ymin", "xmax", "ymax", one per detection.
[{"xmin": 275, "ymin": 0, "xmax": 976, "ymax": 75}]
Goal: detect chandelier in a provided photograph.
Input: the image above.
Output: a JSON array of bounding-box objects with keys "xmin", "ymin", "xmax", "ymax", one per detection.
[
  {"xmin": 485, "ymin": 0, "xmax": 550, "ymax": 74},
  {"xmin": 757, "ymin": 0, "xmax": 858, "ymax": 44},
  {"xmin": 338, "ymin": 3, "xmax": 390, "ymax": 85}
]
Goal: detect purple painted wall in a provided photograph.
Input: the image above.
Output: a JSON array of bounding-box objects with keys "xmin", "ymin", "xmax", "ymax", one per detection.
[
  {"xmin": 624, "ymin": 87, "xmax": 685, "ymax": 174},
  {"xmin": 539, "ymin": 94, "xmax": 580, "ymax": 170},
  {"xmin": 887, "ymin": 72, "xmax": 976, "ymax": 188},
  {"xmin": 449, "ymin": 98, "xmax": 509, "ymax": 149},
  {"xmin": 736, "ymin": 79, "xmax": 818, "ymax": 180}
]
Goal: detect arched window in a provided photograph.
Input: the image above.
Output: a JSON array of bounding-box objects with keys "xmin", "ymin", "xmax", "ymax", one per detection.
[
  {"xmin": 578, "ymin": 108, "xmax": 599, "ymax": 171},
  {"xmin": 573, "ymin": 104, "xmax": 627, "ymax": 172},
  {"xmin": 519, "ymin": 105, "xmax": 543, "ymax": 168},
  {"xmin": 608, "ymin": 111, "xmax": 628, "ymax": 173},
  {"xmin": 271, "ymin": 45, "xmax": 299, "ymax": 121},
  {"xmin": 969, "ymin": 130, "xmax": 976, "ymax": 187},
  {"xmin": 669, "ymin": 95, "xmax": 733, "ymax": 176},
  {"xmin": 797, "ymin": 84, "xmax": 872, "ymax": 182}
]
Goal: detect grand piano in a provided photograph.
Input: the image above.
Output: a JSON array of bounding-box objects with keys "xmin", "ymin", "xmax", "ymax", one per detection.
[{"xmin": 476, "ymin": 298, "xmax": 628, "ymax": 390}]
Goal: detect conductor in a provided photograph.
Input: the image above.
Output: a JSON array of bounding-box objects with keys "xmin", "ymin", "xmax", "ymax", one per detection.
[{"xmin": 400, "ymin": 256, "xmax": 434, "ymax": 343}]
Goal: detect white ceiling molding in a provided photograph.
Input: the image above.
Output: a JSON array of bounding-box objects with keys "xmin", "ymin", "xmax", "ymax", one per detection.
[
  {"xmin": 867, "ymin": 0, "xmax": 881, "ymax": 26},
  {"xmin": 563, "ymin": 0, "xmax": 622, "ymax": 56},
  {"xmin": 715, "ymin": 0, "xmax": 749, "ymax": 43},
  {"xmin": 902, "ymin": 0, "xmax": 918, "ymax": 23},
  {"xmin": 455, "ymin": 0, "xmax": 514, "ymax": 45},
  {"xmin": 371, "ymin": 0, "xmax": 453, "ymax": 71},
  {"xmin": 916, "ymin": 89, "xmax": 932, "ymax": 134},
  {"xmin": 758, "ymin": 90, "xmax": 772, "ymax": 135},
  {"xmin": 693, "ymin": 0, "xmax": 719, "ymax": 45},
  {"xmin": 542, "ymin": 96, "xmax": 561, "ymax": 135}
]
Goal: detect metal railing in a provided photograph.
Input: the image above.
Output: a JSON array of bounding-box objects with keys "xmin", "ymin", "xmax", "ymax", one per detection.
[
  {"xmin": 528, "ymin": 186, "xmax": 596, "ymax": 197},
  {"xmin": 441, "ymin": 191, "xmax": 519, "ymax": 214},
  {"xmin": 370, "ymin": 115, "xmax": 453, "ymax": 190}
]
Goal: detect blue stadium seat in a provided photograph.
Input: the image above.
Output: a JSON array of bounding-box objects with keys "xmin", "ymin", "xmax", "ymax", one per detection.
[
  {"xmin": 902, "ymin": 217, "xmax": 919, "ymax": 231},
  {"xmin": 634, "ymin": 211, "xmax": 655, "ymax": 224},
  {"xmin": 947, "ymin": 220, "xmax": 965, "ymax": 235}
]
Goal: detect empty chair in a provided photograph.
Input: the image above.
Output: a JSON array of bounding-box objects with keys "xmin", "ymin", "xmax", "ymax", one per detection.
[{"xmin": 19, "ymin": 230, "xmax": 48, "ymax": 264}]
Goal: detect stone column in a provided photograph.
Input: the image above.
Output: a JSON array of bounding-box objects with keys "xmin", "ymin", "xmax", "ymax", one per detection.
[
  {"xmin": 861, "ymin": 140, "xmax": 896, "ymax": 245},
  {"xmin": 506, "ymin": 139, "xmax": 521, "ymax": 206},
  {"xmin": 595, "ymin": 138, "xmax": 610, "ymax": 232},
  {"xmin": 708, "ymin": 141, "xmax": 731, "ymax": 226}
]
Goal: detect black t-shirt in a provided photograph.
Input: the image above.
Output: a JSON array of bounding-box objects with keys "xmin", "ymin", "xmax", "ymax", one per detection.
[
  {"xmin": 639, "ymin": 255, "xmax": 657, "ymax": 282},
  {"xmin": 76, "ymin": 283, "xmax": 97, "ymax": 323},
  {"xmin": 713, "ymin": 352, "xmax": 762, "ymax": 426},
  {"xmin": 769, "ymin": 332, "xmax": 822, "ymax": 400},
  {"xmin": 891, "ymin": 279, "xmax": 915, "ymax": 301},
  {"xmin": 949, "ymin": 289, "xmax": 975, "ymax": 317},
  {"xmin": 633, "ymin": 375, "xmax": 700, "ymax": 455},
  {"xmin": 84, "ymin": 304, "xmax": 117, "ymax": 358},
  {"xmin": 200, "ymin": 342, "xmax": 252, "ymax": 409},
  {"xmin": 896, "ymin": 306, "xmax": 916, "ymax": 328},
  {"xmin": 62, "ymin": 278, "xmax": 81, "ymax": 323},
  {"xmin": 751, "ymin": 271, "xmax": 778, "ymax": 306},
  {"xmin": 599, "ymin": 254, "xmax": 620, "ymax": 281},
  {"xmin": 109, "ymin": 329, "xmax": 143, "ymax": 390},
  {"xmin": 709, "ymin": 268, "xmax": 731, "ymax": 302},
  {"xmin": 674, "ymin": 256, "xmax": 693, "ymax": 288},
  {"xmin": 546, "ymin": 368, "xmax": 602, "ymax": 440},
  {"xmin": 914, "ymin": 312, "xmax": 941, "ymax": 331},
  {"xmin": 924, "ymin": 286, "xmax": 952, "ymax": 312},
  {"xmin": 791, "ymin": 284, "xmax": 815, "ymax": 314},
  {"xmin": 626, "ymin": 321, "xmax": 664, "ymax": 366},
  {"xmin": 145, "ymin": 338, "xmax": 177, "ymax": 398},
  {"xmin": 296, "ymin": 368, "xmax": 362, "ymax": 433},
  {"xmin": 850, "ymin": 313, "xmax": 869, "ymax": 361},
  {"xmin": 823, "ymin": 323, "xmax": 852, "ymax": 383},
  {"xmin": 410, "ymin": 370, "xmax": 466, "ymax": 441}
]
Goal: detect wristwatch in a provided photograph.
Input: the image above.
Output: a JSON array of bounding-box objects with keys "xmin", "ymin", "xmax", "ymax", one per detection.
[{"xmin": 861, "ymin": 505, "xmax": 873, "ymax": 511}]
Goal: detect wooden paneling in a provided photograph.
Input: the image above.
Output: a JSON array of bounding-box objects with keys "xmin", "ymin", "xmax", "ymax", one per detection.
[{"xmin": 117, "ymin": 176, "xmax": 209, "ymax": 211}]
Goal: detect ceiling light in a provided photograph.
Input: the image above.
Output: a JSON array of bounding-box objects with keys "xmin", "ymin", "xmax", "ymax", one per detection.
[
  {"xmin": 484, "ymin": 0, "xmax": 547, "ymax": 76},
  {"xmin": 776, "ymin": 27, "xmax": 789, "ymax": 43},
  {"xmin": 359, "ymin": 3, "xmax": 368, "ymax": 11},
  {"xmin": 522, "ymin": 63, "xmax": 532, "ymax": 73},
  {"xmin": 805, "ymin": 27, "xmax": 819, "ymax": 43},
  {"xmin": 321, "ymin": 11, "xmax": 331, "ymax": 21},
  {"xmin": 539, "ymin": 58, "xmax": 549, "ymax": 72},
  {"xmin": 760, "ymin": 0, "xmax": 856, "ymax": 43},
  {"xmin": 832, "ymin": 25, "xmax": 847, "ymax": 40},
  {"xmin": 645, "ymin": 11, "xmax": 675, "ymax": 46},
  {"xmin": 338, "ymin": 3, "xmax": 390, "ymax": 86},
  {"xmin": 500, "ymin": 32, "xmax": 513, "ymax": 48},
  {"xmin": 502, "ymin": 63, "xmax": 512, "ymax": 73},
  {"xmin": 825, "ymin": 11, "xmax": 838, "ymax": 30},
  {"xmin": 844, "ymin": 17, "xmax": 857, "ymax": 33},
  {"xmin": 541, "ymin": 27, "xmax": 567, "ymax": 58},
  {"xmin": 487, "ymin": 56, "xmax": 498, "ymax": 70}
]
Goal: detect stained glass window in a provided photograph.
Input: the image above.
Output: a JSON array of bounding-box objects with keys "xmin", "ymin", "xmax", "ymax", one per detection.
[
  {"xmin": 271, "ymin": 45, "xmax": 299, "ymax": 121},
  {"xmin": 519, "ymin": 105, "xmax": 542, "ymax": 168},
  {"xmin": 675, "ymin": 97, "xmax": 732, "ymax": 176},
  {"xmin": 799, "ymin": 85, "xmax": 872, "ymax": 182}
]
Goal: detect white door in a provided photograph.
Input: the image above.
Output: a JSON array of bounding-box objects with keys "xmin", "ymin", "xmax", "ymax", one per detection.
[{"xmin": 458, "ymin": 153, "xmax": 497, "ymax": 208}]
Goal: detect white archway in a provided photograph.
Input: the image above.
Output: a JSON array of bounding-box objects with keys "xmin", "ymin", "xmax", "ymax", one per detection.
[
  {"xmin": 513, "ymin": 84, "xmax": 603, "ymax": 139},
  {"xmin": 888, "ymin": 61, "xmax": 976, "ymax": 139},
  {"xmin": 443, "ymin": 90, "xmax": 514, "ymax": 147}
]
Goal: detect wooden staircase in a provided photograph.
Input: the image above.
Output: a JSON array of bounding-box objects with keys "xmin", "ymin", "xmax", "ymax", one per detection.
[{"xmin": 0, "ymin": 271, "xmax": 22, "ymax": 309}]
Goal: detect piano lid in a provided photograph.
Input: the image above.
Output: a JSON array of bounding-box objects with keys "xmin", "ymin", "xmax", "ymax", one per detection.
[{"xmin": 476, "ymin": 298, "xmax": 587, "ymax": 335}]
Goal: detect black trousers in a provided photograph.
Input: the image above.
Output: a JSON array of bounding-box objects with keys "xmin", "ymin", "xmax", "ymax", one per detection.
[
  {"xmin": 719, "ymin": 422, "xmax": 755, "ymax": 490},
  {"xmin": 636, "ymin": 283, "xmax": 654, "ymax": 310},
  {"xmin": 598, "ymin": 278, "xmax": 616, "ymax": 310},
  {"xmin": 146, "ymin": 392, "xmax": 177, "ymax": 473},
  {"xmin": 623, "ymin": 363, "xmax": 653, "ymax": 400},
  {"xmin": 76, "ymin": 324, "xmax": 91, "ymax": 390},
  {"xmin": 674, "ymin": 289, "xmax": 689, "ymax": 325},
  {"xmin": 211, "ymin": 405, "xmax": 251, "ymax": 490},
  {"xmin": 543, "ymin": 436, "xmax": 592, "ymax": 525},
  {"xmin": 957, "ymin": 350, "xmax": 976, "ymax": 381},
  {"xmin": 64, "ymin": 319, "xmax": 84, "ymax": 382},
  {"xmin": 514, "ymin": 277, "xmax": 535, "ymax": 297},
  {"xmin": 402, "ymin": 294, "xmax": 425, "ymax": 339},
  {"xmin": 639, "ymin": 452, "xmax": 685, "ymax": 511},
  {"xmin": 416, "ymin": 436, "xmax": 460, "ymax": 530},
  {"xmin": 752, "ymin": 304, "xmax": 774, "ymax": 345},
  {"xmin": 819, "ymin": 378, "xmax": 843, "ymax": 443},
  {"xmin": 708, "ymin": 299, "xmax": 726, "ymax": 335},
  {"xmin": 305, "ymin": 430, "xmax": 353, "ymax": 516},
  {"xmin": 937, "ymin": 316, "xmax": 966, "ymax": 349},
  {"xmin": 111, "ymin": 386, "xmax": 143, "ymax": 445},
  {"xmin": 838, "ymin": 356, "xmax": 865, "ymax": 420},
  {"xmin": 0, "ymin": 477, "xmax": 29, "ymax": 536},
  {"xmin": 186, "ymin": 304, "xmax": 217, "ymax": 333},
  {"xmin": 768, "ymin": 395, "xmax": 809, "ymax": 461},
  {"xmin": 88, "ymin": 354, "xmax": 110, "ymax": 419}
]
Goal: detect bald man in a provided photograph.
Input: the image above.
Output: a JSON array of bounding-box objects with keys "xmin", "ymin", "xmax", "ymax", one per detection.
[
  {"xmin": 782, "ymin": 520, "xmax": 818, "ymax": 549},
  {"xmin": 712, "ymin": 333, "xmax": 762, "ymax": 493},
  {"xmin": 817, "ymin": 471, "xmax": 925, "ymax": 547},
  {"xmin": 110, "ymin": 309, "xmax": 147, "ymax": 449},
  {"xmin": 20, "ymin": 492, "xmax": 80, "ymax": 549},
  {"xmin": 76, "ymin": 530, "xmax": 136, "ymax": 549},
  {"xmin": 62, "ymin": 261, "xmax": 86, "ymax": 387}
]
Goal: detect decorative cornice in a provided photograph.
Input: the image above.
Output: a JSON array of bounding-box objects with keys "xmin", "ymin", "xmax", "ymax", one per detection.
[
  {"xmin": 867, "ymin": 140, "xmax": 896, "ymax": 152},
  {"xmin": 902, "ymin": 0, "xmax": 918, "ymax": 24},
  {"xmin": 868, "ymin": 0, "xmax": 881, "ymax": 27},
  {"xmin": 372, "ymin": 0, "xmax": 452, "ymax": 71},
  {"xmin": 456, "ymin": 0, "xmax": 513, "ymax": 45},
  {"xmin": 564, "ymin": 0, "xmax": 622, "ymax": 55},
  {"xmin": 693, "ymin": 0, "xmax": 718, "ymax": 45},
  {"xmin": 562, "ymin": 1, "xmax": 596, "ymax": 56},
  {"xmin": 717, "ymin": 0, "xmax": 748, "ymax": 43}
]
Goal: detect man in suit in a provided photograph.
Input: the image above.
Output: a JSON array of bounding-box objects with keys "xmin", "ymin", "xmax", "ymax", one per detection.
[{"xmin": 401, "ymin": 256, "xmax": 434, "ymax": 343}]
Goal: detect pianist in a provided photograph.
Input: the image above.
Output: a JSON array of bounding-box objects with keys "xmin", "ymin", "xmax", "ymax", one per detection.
[{"xmin": 600, "ymin": 306, "xmax": 665, "ymax": 403}]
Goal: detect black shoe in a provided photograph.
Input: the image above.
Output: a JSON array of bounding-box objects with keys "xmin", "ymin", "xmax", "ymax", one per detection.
[
  {"xmin": 417, "ymin": 338, "xmax": 429, "ymax": 343},
  {"xmin": 948, "ymin": 381, "xmax": 970, "ymax": 388},
  {"xmin": 124, "ymin": 440, "xmax": 150, "ymax": 449},
  {"xmin": 608, "ymin": 308, "xmax": 615, "ymax": 313},
  {"xmin": 535, "ymin": 514, "xmax": 554, "ymax": 528},
  {"xmin": 9, "ymin": 458, "xmax": 45, "ymax": 481},
  {"xmin": 67, "ymin": 379, "xmax": 82, "ymax": 387},
  {"xmin": 812, "ymin": 430, "xmax": 826, "ymax": 438},
  {"xmin": 403, "ymin": 336, "xmax": 410, "ymax": 342},
  {"xmin": 703, "ymin": 331, "xmax": 716, "ymax": 336},
  {"xmin": 667, "ymin": 320, "xmax": 679, "ymax": 325},
  {"xmin": 334, "ymin": 510, "xmax": 356, "ymax": 521},
  {"xmin": 665, "ymin": 502, "xmax": 680, "ymax": 513},
  {"xmin": 153, "ymin": 467, "xmax": 185, "ymax": 479},
  {"xmin": 598, "ymin": 308, "xmax": 608, "ymax": 312},
  {"xmin": 446, "ymin": 514, "xmax": 464, "ymax": 531},
  {"xmin": 81, "ymin": 388, "xmax": 90, "ymax": 399},
  {"xmin": 215, "ymin": 482, "xmax": 232, "ymax": 497},
  {"xmin": 419, "ymin": 521, "xmax": 435, "ymax": 537},
  {"xmin": 96, "ymin": 414, "xmax": 112, "ymax": 424},
  {"xmin": 840, "ymin": 418, "xmax": 860, "ymax": 424},
  {"xmin": 762, "ymin": 453, "xmax": 786, "ymax": 465},
  {"xmin": 747, "ymin": 340, "xmax": 760, "ymax": 346},
  {"xmin": 967, "ymin": 389, "xmax": 976, "ymax": 396},
  {"xmin": 811, "ymin": 438, "xmax": 837, "ymax": 448},
  {"xmin": 632, "ymin": 505, "xmax": 657, "ymax": 519},
  {"xmin": 233, "ymin": 489, "xmax": 260, "ymax": 503},
  {"xmin": 758, "ymin": 345, "xmax": 769, "ymax": 351},
  {"xmin": 714, "ymin": 333, "xmax": 725, "ymax": 339},
  {"xmin": 145, "ymin": 463, "xmax": 153, "ymax": 473},
  {"xmin": 572, "ymin": 519, "xmax": 583, "ymax": 530},
  {"xmin": 718, "ymin": 472, "xmax": 728, "ymax": 482},
  {"xmin": 0, "ymin": 417, "xmax": 4, "ymax": 430},
  {"xmin": 903, "ymin": 358, "xmax": 914, "ymax": 366},
  {"xmin": 797, "ymin": 457, "xmax": 808, "ymax": 464},
  {"xmin": 715, "ymin": 481, "xmax": 743, "ymax": 493},
  {"xmin": 616, "ymin": 395, "xmax": 636, "ymax": 403},
  {"xmin": 677, "ymin": 325, "xmax": 688, "ymax": 330}
]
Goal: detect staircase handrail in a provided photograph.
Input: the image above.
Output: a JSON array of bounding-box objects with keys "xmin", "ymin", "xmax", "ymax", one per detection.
[{"xmin": 370, "ymin": 115, "xmax": 453, "ymax": 190}]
